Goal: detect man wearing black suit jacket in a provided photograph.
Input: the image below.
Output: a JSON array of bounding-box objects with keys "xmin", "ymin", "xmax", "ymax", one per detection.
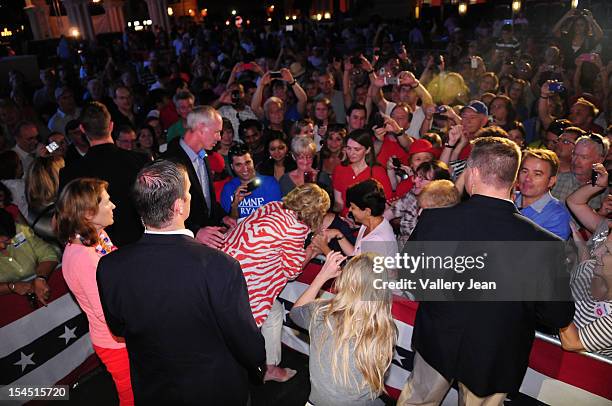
[
  {"xmin": 398, "ymin": 136, "xmax": 575, "ymax": 405},
  {"xmin": 162, "ymin": 105, "xmax": 235, "ymax": 248},
  {"xmin": 59, "ymin": 102, "xmax": 148, "ymax": 247},
  {"xmin": 97, "ymin": 160, "xmax": 265, "ymax": 405}
]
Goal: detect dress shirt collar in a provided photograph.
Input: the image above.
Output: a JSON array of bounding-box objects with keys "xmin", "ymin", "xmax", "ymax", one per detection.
[
  {"xmin": 515, "ymin": 191, "xmax": 553, "ymax": 213},
  {"xmin": 179, "ymin": 138, "xmax": 205, "ymax": 162},
  {"xmin": 144, "ymin": 228, "xmax": 194, "ymax": 238},
  {"xmin": 12, "ymin": 144, "xmax": 34, "ymax": 158}
]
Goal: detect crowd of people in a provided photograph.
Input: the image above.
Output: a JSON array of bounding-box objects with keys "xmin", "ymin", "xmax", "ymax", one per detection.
[{"xmin": 0, "ymin": 3, "xmax": 611, "ymax": 405}]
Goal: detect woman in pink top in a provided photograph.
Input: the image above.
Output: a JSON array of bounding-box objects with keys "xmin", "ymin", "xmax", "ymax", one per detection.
[{"xmin": 55, "ymin": 178, "xmax": 134, "ymax": 405}]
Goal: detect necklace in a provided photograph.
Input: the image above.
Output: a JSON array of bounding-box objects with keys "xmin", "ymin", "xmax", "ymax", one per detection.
[{"xmin": 77, "ymin": 231, "xmax": 117, "ymax": 256}]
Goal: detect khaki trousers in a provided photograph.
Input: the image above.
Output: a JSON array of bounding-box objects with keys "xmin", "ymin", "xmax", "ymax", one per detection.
[
  {"xmin": 260, "ymin": 299, "xmax": 284, "ymax": 365},
  {"xmin": 397, "ymin": 352, "xmax": 507, "ymax": 406}
]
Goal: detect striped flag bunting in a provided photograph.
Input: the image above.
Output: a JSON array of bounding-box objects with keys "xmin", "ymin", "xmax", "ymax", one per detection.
[{"xmin": 0, "ymin": 270, "xmax": 99, "ymax": 405}]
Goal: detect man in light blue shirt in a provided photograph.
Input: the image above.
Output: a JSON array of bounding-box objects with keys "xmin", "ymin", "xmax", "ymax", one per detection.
[
  {"xmin": 221, "ymin": 144, "xmax": 281, "ymax": 220},
  {"xmin": 515, "ymin": 149, "xmax": 571, "ymax": 239}
]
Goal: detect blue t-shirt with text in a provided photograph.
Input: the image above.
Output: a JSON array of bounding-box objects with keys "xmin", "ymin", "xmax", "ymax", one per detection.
[{"xmin": 220, "ymin": 175, "xmax": 282, "ymax": 219}]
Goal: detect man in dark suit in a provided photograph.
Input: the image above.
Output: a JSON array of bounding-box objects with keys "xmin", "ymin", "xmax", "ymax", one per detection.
[
  {"xmin": 398, "ymin": 134, "xmax": 575, "ymax": 405},
  {"xmin": 59, "ymin": 102, "xmax": 148, "ymax": 246},
  {"xmin": 97, "ymin": 160, "xmax": 265, "ymax": 405},
  {"xmin": 162, "ymin": 105, "xmax": 235, "ymax": 248}
]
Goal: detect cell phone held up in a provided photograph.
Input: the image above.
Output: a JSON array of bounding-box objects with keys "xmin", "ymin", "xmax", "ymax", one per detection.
[
  {"xmin": 591, "ymin": 170, "xmax": 599, "ymax": 187},
  {"xmin": 577, "ymin": 53, "xmax": 596, "ymax": 63},
  {"xmin": 372, "ymin": 112, "xmax": 385, "ymax": 129},
  {"xmin": 383, "ymin": 76, "xmax": 400, "ymax": 86},
  {"xmin": 433, "ymin": 106, "xmax": 447, "ymax": 121},
  {"xmin": 470, "ymin": 57, "xmax": 478, "ymax": 69},
  {"xmin": 45, "ymin": 141, "xmax": 59, "ymax": 154},
  {"xmin": 269, "ymin": 71, "xmax": 283, "ymax": 79},
  {"xmin": 548, "ymin": 82, "xmax": 565, "ymax": 93},
  {"xmin": 392, "ymin": 157, "xmax": 409, "ymax": 181},
  {"xmin": 246, "ymin": 178, "xmax": 261, "ymax": 192},
  {"xmin": 231, "ymin": 90, "xmax": 241, "ymax": 104},
  {"xmin": 304, "ymin": 171, "xmax": 317, "ymax": 184}
]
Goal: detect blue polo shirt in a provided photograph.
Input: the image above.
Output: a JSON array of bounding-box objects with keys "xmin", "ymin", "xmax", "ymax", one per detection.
[
  {"xmin": 515, "ymin": 191, "xmax": 571, "ymax": 240},
  {"xmin": 220, "ymin": 174, "xmax": 282, "ymax": 220}
]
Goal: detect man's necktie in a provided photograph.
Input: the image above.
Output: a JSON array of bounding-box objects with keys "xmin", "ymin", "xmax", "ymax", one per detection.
[{"xmin": 197, "ymin": 150, "xmax": 212, "ymax": 209}]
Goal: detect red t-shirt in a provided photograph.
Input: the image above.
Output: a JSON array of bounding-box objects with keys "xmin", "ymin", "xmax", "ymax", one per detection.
[
  {"xmin": 394, "ymin": 176, "xmax": 415, "ymax": 200},
  {"xmin": 458, "ymin": 144, "xmax": 472, "ymax": 160},
  {"xmin": 160, "ymin": 103, "xmax": 179, "ymax": 130},
  {"xmin": 332, "ymin": 164, "xmax": 393, "ymax": 216},
  {"xmin": 377, "ymin": 137, "xmax": 409, "ymax": 167}
]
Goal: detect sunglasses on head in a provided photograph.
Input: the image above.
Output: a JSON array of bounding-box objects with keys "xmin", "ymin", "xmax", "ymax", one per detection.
[
  {"xmin": 586, "ymin": 132, "xmax": 605, "ymax": 147},
  {"xmin": 229, "ymin": 144, "xmax": 250, "ymax": 155}
]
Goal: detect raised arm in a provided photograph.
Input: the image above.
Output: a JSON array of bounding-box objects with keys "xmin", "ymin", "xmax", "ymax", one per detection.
[
  {"xmin": 440, "ymin": 124, "xmax": 464, "ymax": 165},
  {"xmin": 419, "ymin": 56, "xmax": 435, "ymax": 85},
  {"xmin": 361, "ymin": 56, "xmax": 390, "ymax": 114},
  {"xmin": 251, "ymin": 72, "xmax": 271, "ymax": 120},
  {"xmin": 342, "ymin": 58, "xmax": 353, "ymax": 109},
  {"xmin": 573, "ymin": 58, "xmax": 585, "ymax": 95},
  {"xmin": 293, "ymin": 251, "xmax": 345, "ymax": 308},
  {"xmin": 538, "ymin": 81, "xmax": 556, "ymax": 131},
  {"xmin": 552, "ymin": 9, "xmax": 576, "ymax": 38},
  {"xmin": 281, "ymin": 68, "xmax": 307, "ymax": 116},
  {"xmin": 566, "ymin": 164, "xmax": 608, "ymax": 233},
  {"xmin": 583, "ymin": 9, "xmax": 604, "ymax": 41},
  {"xmin": 227, "ymin": 62, "xmax": 242, "ymax": 87}
]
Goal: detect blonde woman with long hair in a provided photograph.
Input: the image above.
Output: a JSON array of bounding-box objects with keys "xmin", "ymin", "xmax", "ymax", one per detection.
[
  {"xmin": 290, "ymin": 252, "xmax": 397, "ymax": 405},
  {"xmin": 25, "ymin": 155, "xmax": 64, "ymax": 241}
]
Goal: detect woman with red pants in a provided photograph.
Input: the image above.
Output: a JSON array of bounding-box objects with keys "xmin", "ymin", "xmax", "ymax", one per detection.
[{"xmin": 55, "ymin": 178, "xmax": 134, "ymax": 405}]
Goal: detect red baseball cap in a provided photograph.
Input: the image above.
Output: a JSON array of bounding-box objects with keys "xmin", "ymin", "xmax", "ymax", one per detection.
[{"xmin": 407, "ymin": 139, "xmax": 434, "ymax": 158}]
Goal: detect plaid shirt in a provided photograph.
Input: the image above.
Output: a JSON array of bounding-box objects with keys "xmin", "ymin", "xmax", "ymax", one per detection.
[
  {"xmin": 551, "ymin": 172, "xmax": 608, "ymax": 210},
  {"xmin": 392, "ymin": 192, "xmax": 420, "ymax": 239}
]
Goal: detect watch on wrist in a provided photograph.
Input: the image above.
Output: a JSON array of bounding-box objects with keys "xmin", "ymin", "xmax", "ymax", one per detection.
[
  {"xmin": 444, "ymin": 143, "xmax": 457, "ymax": 148},
  {"xmin": 288, "ymin": 80, "xmax": 297, "ymax": 86}
]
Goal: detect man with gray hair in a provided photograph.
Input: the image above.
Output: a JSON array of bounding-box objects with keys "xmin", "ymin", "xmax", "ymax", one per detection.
[
  {"xmin": 97, "ymin": 159, "xmax": 265, "ymax": 405},
  {"xmin": 166, "ymin": 90, "xmax": 195, "ymax": 143},
  {"xmin": 12, "ymin": 121, "xmax": 40, "ymax": 174},
  {"xmin": 398, "ymin": 137, "xmax": 574, "ymax": 405},
  {"xmin": 552, "ymin": 132, "xmax": 609, "ymax": 209},
  {"xmin": 162, "ymin": 105, "xmax": 235, "ymax": 248}
]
